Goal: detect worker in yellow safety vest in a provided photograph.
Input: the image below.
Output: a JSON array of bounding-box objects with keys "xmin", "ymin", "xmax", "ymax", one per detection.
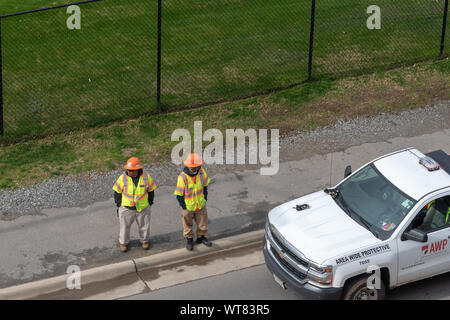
[
  {"xmin": 113, "ymin": 157, "xmax": 157, "ymax": 252},
  {"xmin": 174, "ymin": 154, "xmax": 212, "ymax": 251},
  {"xmin": 415, "ymin": 197, "xmax": 450, "ymax": 231},
  {"xmin": 424, "ymin": 199, "xmax": 450, "ymax": 225}
]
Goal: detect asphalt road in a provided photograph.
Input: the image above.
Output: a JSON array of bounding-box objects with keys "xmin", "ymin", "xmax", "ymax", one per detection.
[
  {"xmin": 125, "ymin": 254, "xmax": 450, "ymax": 300},
  {"xmin": 124, "ymin": 263, "xmax": 297, "ymax": 300},
  {"xmin": 1, "ymin": 103, "xmax": 450, "ymax": 289}
]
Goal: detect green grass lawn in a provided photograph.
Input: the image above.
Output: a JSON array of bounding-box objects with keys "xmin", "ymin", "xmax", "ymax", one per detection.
[
  {"xmin": 0, "ymin": 58, "xmax": 448, "ymax": 189},
  {"xmin": 0, "ymin": 1, "xmax": 71, "ymax": 14},
  {"xmin": 0, "ymin": 0, "xmax": 447, "ymax": 141}
]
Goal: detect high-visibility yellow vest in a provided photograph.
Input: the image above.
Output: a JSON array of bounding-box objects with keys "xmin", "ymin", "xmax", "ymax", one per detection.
[
  {"xmin": 113, "ymin": 171, "xmax": 156, "ymax": 212},
  {"xmin": 425, "ymin": 200, "xmax": 435, "ymax": 210},
  {"xmin": 446, "ymin": 207, "xmax": 450, "ymax": 224},
  {"xmin": 425, "ymin": 200, "xmax": 450, "ymax": 225},
  {"xmin": 174, "ymin": 168, "xmax": 210, "ymax": 211}
]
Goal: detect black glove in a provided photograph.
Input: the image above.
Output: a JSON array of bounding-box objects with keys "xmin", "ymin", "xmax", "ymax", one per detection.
[
  {"xmin": 148, "ymin": 191, "xmax": 155, "ymax": 206},
  {"xmin": 176, "ymin": 195, "xmax": 187, "ymax": 210}
]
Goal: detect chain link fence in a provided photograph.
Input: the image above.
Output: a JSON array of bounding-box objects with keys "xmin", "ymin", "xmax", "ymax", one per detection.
[
  {"xmin": 1, "ymin": 0, "xmax": 157, "ymax": 140},
  {"xmin": 0, "ymin": 0, "xmax": 448, "ymax": 141},
  {"xmin": 313, "ymin": 0, "xmax": 447, "ymax": 78}
]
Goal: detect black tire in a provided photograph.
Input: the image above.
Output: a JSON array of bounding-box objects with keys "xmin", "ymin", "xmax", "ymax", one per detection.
[{"xmin": 342, "ymin": 274, "xmax": 386, "ymax": 300}]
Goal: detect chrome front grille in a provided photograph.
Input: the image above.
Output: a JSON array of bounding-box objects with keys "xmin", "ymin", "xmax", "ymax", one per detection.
[
  {"xmin": 270, "ymin": 247, "xmax": 307, "ymax": 280},
  {"xmin": 271, "ymin": 231, "xmax": 309, "ymax": 268},
  {"xmin": 266, "ymin": 224, "xmax": 309, "ymax": 283}
]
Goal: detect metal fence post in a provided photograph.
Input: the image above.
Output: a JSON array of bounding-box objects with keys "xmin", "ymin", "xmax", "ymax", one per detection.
[
  {"xmin": 0, "ymin": 18, "xmax": 3, "ymax": 136},
  {"xmin": 308, "ymin": 0, "xmax": 316, "ymax": 81},
  {"xmin": 156, "ymin": 0, "xmax": 162, "ymax": 109},
  {"xmin": 440, "ymin": 0, "xmax": 449, "ymax": 57}
]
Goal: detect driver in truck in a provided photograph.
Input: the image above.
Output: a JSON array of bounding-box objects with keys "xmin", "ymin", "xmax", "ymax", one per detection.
[{"xmin": 414, "ymin": 196, "xmax": 450, "ymax": 231}]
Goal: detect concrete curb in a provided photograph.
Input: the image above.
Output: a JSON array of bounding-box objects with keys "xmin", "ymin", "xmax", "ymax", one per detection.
[
  {"xmin": 0, "ymin": 260, "xmax": 137, "ymax": 300},
  {"xmin": 0, "ymin": 229, "xmax": 265, "ymax": 300},
  {"xmin": 134, "ymin": 229, "xmax": 265, "ymax": 271}
]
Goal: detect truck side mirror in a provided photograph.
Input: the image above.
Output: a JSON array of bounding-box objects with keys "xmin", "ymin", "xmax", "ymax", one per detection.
[
  {"xmin": 402, "ymin": 228, "xmax": 428, "ymax": 242},
  {"xmin": 344, "ymin": 166, "xmax": 352, "ymax": 178}
]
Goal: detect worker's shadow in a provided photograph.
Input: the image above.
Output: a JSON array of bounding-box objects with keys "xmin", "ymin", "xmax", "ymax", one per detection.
[{"xmin": 125, "ymin": 239, "xmax": 153, "ymax": 250}]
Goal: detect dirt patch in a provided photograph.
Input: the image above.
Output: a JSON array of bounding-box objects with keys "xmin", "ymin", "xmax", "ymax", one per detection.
[
  {"xmin": 291, "ymin": 67, "xmax": 450, "ymax": 134},
  {"xmin": 121, "ymin": 147, "xmax": 137, "ymax": 157},
  {"xmin": 316, "ymin": 46, "xmax": 365, "ymax": 74}
]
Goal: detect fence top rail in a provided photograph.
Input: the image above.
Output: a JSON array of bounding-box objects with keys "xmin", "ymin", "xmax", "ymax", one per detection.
[{"xmin": 0, "ymin": 0, "xmax": 102, "ymax": 19}]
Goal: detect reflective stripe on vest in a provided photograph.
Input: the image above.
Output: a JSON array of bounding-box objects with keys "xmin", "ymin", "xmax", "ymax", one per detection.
[
  {"xmin": 121, "ymin": 172, "xmax": 149, "ymax": 210},
  {"xmin": 180, "ymin": 171, "xmax": 206, "ymax": 211},
  {"xmin": 135, "ymin": 173, "xmax": 148, "ymax": 201},
  {"xmin": 201, "ymin": 169, "xmax": 208, "ymax": 186},
  {"xmin": 174, "ymin": 186, "xmax": 185, "ymax": 194},
  {"xmin": 425, "ymin": 200, "xmax": 435, "ymax": 210},
  {"xmin": 181, "ymin": 171, "xmax": 206, "ymax": 195},
  {"xmin": 113, "ymin": 181, "xmax": 123, "ymax": 193},
  {"xmin": 446, "ymin": 207, "xmax": 450, "ymax": 224},
  {"xmin": 122, "ymin": 173, "xmax": 135, "ymax": 206}
]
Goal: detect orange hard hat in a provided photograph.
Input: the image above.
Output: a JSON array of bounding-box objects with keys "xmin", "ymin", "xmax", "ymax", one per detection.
[
  {"xmin": 184, "ymin": 153, "xmax": 204, "ymax": 168},
  {"xmin": 124, "ymin": 157, "xmax": 143, "ymax": 170}
]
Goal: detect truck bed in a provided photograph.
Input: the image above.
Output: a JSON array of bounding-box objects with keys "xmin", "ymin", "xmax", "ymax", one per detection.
[{"xmin": 426, "ymin": 150, "xmax": 450, "ymax": 175}]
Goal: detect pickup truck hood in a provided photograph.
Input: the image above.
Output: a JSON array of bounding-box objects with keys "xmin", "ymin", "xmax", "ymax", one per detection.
[{"xmin": 268, "ymin": 191, "xmax": 380, "ymax": 264}]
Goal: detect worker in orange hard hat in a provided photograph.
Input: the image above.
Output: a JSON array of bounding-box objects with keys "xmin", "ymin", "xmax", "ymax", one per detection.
[
  {"xmin": 174, "ymin": 153, "xmax": 212, "ymax": 251},
  {"xmin": 113, "ymin": 157, "xmax": 157, "ymax": 252}
]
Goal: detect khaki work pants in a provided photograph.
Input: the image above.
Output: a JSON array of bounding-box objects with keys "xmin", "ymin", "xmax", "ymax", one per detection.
[
  {"xmin": 182, "ymin": 206, "xmax": 208, "ymax": 239},
  {"xmin": 118, "ymin": 206, "xmax": 151, "ymax": 245}
]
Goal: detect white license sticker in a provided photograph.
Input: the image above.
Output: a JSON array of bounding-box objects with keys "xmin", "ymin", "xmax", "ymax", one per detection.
[
  {"xmin": 273, "ymin": 273, "xmax": 286, "ymax": 290},
  {"xmin": 401, "ymin": 199, "xmax": 414, "ymax": 209}
]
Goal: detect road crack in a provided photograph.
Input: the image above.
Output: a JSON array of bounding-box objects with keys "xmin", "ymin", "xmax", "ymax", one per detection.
[{"xmin": 131, "ymin": 259, "xmax": 152, "ymax": 293}]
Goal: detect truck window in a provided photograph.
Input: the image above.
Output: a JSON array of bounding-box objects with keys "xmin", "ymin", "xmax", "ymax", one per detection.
[
  {"xmin": 416, "ymin": 196, "xmax": 450, "ymax": 233},
  {"xmin": 336, "ymin": 164, "xmax": 416, "ymax": 240}
]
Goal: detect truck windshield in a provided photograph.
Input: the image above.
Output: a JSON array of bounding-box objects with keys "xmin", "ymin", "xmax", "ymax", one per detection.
[{"xmin": 336, "ymin": 164, "xmax": 416, "ymax": 240}]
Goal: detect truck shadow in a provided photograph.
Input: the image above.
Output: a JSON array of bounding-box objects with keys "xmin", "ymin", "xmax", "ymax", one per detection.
[{"xmin": 387, "ymin": 271, "xmax": 450, "ymax": 300}]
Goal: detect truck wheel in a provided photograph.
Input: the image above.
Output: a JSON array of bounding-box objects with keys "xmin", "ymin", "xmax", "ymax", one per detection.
[{"xmin": 342, "ymin": 275, "xmax": 386, "ymax": 300}]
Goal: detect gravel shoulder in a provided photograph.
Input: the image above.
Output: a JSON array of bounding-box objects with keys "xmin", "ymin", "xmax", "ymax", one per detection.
[
  {"xmin": 0, "ymin": 100, "xmax": 449, "ymax": 289},
  {"xmin": 1, "ymin": 100, "xmax": 449, "ymax": 221}
]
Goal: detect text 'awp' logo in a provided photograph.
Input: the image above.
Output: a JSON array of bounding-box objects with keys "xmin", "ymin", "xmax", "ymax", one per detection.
[
  {"xmin": 422, "ymin": 239, "xmax": 447, "ymax": 256},
  {"xmin": 421, "ymin": 245, "xmax": 429, "ymax": 255}
]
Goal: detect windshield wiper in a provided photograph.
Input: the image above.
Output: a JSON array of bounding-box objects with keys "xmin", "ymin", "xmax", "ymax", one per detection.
[
  {"xmin": 324, "ymin": 188, "xmax": 340, "ymax": 199},
  {"xmin": 327, "ymin": 188, "xmax": 352, "ymax": 216},
  {"xmin": 357, "ymin": 215, "xmax": 379, "ymax": 238},
  {"xmin": 328, "ymin": 189, "xmax": 380, "ymax": 238},
  {"xmin": 356, "ymin": 215, "xmax": 372, "ymax": 231},
  {"xmin": 347, "ymin": 209, "xmax": 379, "ymax": 238}
]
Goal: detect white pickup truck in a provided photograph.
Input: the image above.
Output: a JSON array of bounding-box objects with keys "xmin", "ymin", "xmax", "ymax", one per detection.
[{"xmin": 264, "ymin": 148, "xmax": 450, "ymax": 300}]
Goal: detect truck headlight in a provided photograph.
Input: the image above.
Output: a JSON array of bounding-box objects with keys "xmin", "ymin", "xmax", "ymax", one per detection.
[
  {"xmin": 308, "ymin": 261, "xmax": 333, "ymax": 286},
  {"xmin": 265, "ymin": 221, "xmax": 276, "ymax": 235}
]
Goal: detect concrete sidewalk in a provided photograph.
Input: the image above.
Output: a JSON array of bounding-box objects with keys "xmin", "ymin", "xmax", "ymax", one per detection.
[
  {"xmin": 0, "ymin": 230, "xmax": 265, "ymax": 300},
  {"xmin": 1, "ymin": 110, "xmax": 450, "ymax": 291}
]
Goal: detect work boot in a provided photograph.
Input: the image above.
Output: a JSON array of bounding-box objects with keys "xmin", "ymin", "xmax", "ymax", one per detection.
[
  {"xmin": 119, "ymin": 244, "xmax": 128, "ymax": 252},
  {"xmin": 142, "ymin": 242, "xmax": 150, "ymax": 250},
  {"xmin": 196, "ymin": 236, "xmax": 212, "ymax": 247},
  {"xmin": 186, "ymin": 237, "xmax": 194, "ymax": 251}
]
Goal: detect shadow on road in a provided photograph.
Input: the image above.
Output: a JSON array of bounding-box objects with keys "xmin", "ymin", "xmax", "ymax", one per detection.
[{"xmin": 387, "ymin": 271, "xmax": 450, "ymax": 300}]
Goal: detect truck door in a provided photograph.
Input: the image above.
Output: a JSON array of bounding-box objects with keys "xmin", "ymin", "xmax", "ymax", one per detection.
[{"xmin": 397, "ymin": 195, "xmax": 450, "ymax": 285}]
